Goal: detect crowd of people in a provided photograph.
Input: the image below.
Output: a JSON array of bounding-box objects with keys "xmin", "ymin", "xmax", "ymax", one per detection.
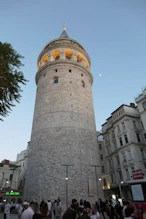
[{"xmin": 0, "ymin": 197, "xmax": 145, "ymax": 219}]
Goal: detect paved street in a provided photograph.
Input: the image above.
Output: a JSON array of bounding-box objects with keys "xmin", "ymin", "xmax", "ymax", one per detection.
[{"xmin": 0, "ymin": 213, "xmax": 18, "ymax": 219}]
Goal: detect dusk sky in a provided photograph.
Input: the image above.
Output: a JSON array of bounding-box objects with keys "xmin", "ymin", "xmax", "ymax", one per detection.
[{"xmin": 0, "ymin": 0, "xmax": 146, "ymax": 161}]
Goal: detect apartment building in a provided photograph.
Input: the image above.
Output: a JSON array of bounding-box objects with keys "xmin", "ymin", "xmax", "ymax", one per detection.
[{"xmin": 101, "ymin": 103, "xmax": 146, "ymax": 200}]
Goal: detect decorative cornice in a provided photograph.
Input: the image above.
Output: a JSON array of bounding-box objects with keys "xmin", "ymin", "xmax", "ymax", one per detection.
[{"xmin": 35, "ymin": 59, "xmax": 93, "ymax": 85}]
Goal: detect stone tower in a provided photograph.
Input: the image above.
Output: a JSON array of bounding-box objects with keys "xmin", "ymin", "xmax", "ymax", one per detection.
[{"xmin": 24, "ymin": 28, "xmax": 100, "ymax": 204}]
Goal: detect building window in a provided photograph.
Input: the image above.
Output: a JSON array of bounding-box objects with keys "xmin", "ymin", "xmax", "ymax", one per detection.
[
  {"xmin": 124, "ymin": 134, "xmax": 129, "ymax": 144},
  {"xmin": 117, "ymin": 125, "xmax": 120, "ymax": 133},
  {"xmin": 81, "ymin": 81, "xmax": 85, "ymax": 88},
  {"xmin": 125, "ymin": 168, "xmax": 130, "ymax": 179},
  {"xmin": 107, "ymin": 147, "xmax": 110, "ymax": 155},
  {"xmin": 9, "ymin": 174, "xmax": 13, "ymax": 181},
  {"xmin": 55, "ymin": 69, "xmax": 58, "ymax": 72},
  {"xmin": 103, "ymin": 178, "xmax": 107, "ymax": 186},
  {"xmin": 119, "ymin": 171, "xmax": 123, "ymax": 181},
  {"xmin": 113, "ymin": 141, "xmax": 117, "ymax": 150},
  {"xmin": 131, "ymin": 166, "xmax": 134, "ymax": 171},
  {"xmin": 122, "ymin": 152, "xmax": 126, "ymax": 162},
  {"xmin": 69, "ymin": 69, "xmax": 72, "ymax": 73},
  {"xmin": 133, "ymin": 121, "xmax": 137, "ymax": 129},
  {"xmin": 109, "ymin": 160, "xmax": 112, "ymax": 169},
  {"xmin": 116, "ymin": 156, "xmax": 120, "ymax": 165},
  {"xmin": 112, "ymin": 130, "xmax": 115, "ymax": 138},
  {"xmin": 119, "ymin": 137, "xmax": 123, "ymax": 146},
  {"xmin": 102, "ymin": 166, "xmax": 105, "ymax": 173},
  {"xmin": 141, "ymin": 149, "xmax": 145, "ymax": 159},
  {"xmin": 128, "ymin": 150, "xmax": 132, "ymax": 160},
  {"xmin": 141, "ymin": 122, "xmax": 144, "ymax": 128},
  {"xmin": 136, "ymin": 133, "xmax": 141, "ymax": 142},
  {"xmin": 54, "ymin": 77, "xmax": 58, "ymax": 84},
  {"xmin": 144, "ymin": 133, "xmax": 146, "ymax": 139},
  {"xmin": 122, "ymin": 122, "xmax": 125, "ymax": 130},
  {"xmin": 111, "ymin": 174, "xmax": 114, "ymax": 183},
  {"xmin": 99, "ymin": 144, "xmax": 102, "ymax": 150},
  {"xmin": 100, "ymin": 155, "xmax": 103, "ymax": 160}
]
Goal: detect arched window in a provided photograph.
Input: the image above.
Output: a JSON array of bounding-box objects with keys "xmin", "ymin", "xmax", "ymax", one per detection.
[
  {"xmin": 64, "ymin": 49, "xmax": 73, "ymax": 60},
  {"xmin": 54, "ymin": 77, "xmax": 58, "ymax": 84},
  {"xmin": 81, "ymin": 81, "xmax": 85, "ymax": 88},
  {"xmin": 77, "ymin": 53, "xmax": 83, "ymax": 62},
  {"xmin": 42, "ymin": 54, "xmax": 49, "ymax": 63},
  {"xmin": 52, "ymin": 50, "xmax": 60, "ymax": 60}
]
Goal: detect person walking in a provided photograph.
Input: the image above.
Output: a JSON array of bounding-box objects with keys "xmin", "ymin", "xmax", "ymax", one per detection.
[
  {"xmin": 4, "ymin": 200, "xmax": 11, "ymax": 219},
  {"xmin": 21, "ymin": 202, "xmax": 37, "ymax": 219},
  {"xmin": 54, "ymin": 200, "xmax": 62, "ymax": 219}
]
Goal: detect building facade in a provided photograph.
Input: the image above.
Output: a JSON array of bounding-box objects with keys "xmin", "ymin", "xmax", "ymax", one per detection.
[
  {"xmin": 24, "ymin": 28, "xmax": 99, "ymax": 204},
  {"xmin": 0, "ymin": 159, "xmax": 21, "ymax": 198},
  {"xmin": 97, "ymin": 132, "xmax": 110, "ymax": 199},
  {"xmin": 15, "ymin": 144, "xmax": 29, "ymax": 190},
  {"xmin": 135, "ymin": 88, "xmax": 146, "ymax": 133},
  {"xmin": 101, "ymin": 103, "xmax": 146, "ymax": 200}
]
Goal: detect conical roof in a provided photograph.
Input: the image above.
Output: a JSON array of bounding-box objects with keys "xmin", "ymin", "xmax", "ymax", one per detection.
[{"xmin": 59, "ymin": 30, "xmax": 69, "ymax": 38}]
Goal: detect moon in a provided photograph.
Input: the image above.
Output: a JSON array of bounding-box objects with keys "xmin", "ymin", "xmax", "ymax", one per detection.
[{"xmin": 99, "ymin": 74, "xmax": 102, "ymax": 76}]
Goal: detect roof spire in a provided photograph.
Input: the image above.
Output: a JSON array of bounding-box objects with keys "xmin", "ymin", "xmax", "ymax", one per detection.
[
  {"xmin": 59, "ymin": 24, "xmax": 69, "ymax": 38},
  {"xmin": 63, "ymin": 24, "xmax": 66, "ymax": 31}
]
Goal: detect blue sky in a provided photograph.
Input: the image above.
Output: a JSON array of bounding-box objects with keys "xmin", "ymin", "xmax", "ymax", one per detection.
[{"xmin": 0, "ymin": 0, "xmax": 146, "ymax": 161}]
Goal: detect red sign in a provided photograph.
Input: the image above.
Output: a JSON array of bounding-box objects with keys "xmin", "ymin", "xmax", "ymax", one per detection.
[{"xmin": 132, "ymin": 169, "xmax": 144, "ymax": 180}]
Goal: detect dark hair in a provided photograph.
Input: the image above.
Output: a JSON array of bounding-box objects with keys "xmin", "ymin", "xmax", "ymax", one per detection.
[
  {"xmin": 40, "ymin": 202, "xmax": 48, "ymax": 217},
  {"xmin": 72, "ymin": 199, "xmax": 77, "ymax": 204},
  {"xmin": 63, "ymin": 209, "xmax": 76, "ymax": 219}
]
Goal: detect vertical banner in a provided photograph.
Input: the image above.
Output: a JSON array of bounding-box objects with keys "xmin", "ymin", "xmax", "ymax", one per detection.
[{"xmin": 88, "ymin": 178, "xmax": 94, "ymax": 197}]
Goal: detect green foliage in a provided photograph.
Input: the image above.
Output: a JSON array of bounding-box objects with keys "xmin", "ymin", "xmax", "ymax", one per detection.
[{"xmin": 0, "ymin": 42, "xmax": 27, "ymax": 120}]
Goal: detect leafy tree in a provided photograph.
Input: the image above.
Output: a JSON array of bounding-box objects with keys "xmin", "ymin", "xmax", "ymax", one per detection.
[{"xmin": 0, "ymin": 42, "xmax": 27, "ymax": 120}]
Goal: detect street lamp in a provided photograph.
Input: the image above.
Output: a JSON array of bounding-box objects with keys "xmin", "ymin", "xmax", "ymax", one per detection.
[{"xmin": 118, "ymin": 181, "xmax": 123, "ymax": 198}]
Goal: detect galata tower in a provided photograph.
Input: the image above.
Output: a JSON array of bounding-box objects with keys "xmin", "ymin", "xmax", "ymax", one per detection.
[{"xmin": 24, "ymin": 27, "xmax": 100, "ymax": 205}]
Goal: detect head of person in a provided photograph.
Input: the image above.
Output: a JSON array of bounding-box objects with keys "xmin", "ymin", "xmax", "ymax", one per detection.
[
  {"xmin": 33, "ymin": 202, "xmax": 39, "ymax": 213},
  {"xmin": 116, "ymin": 201, "xmax": 120, "ymax": 205},
  {"xmin": 63, "ymin": 209, "xmax": 76, "ymax": 219},
  {"xmin": 40, "ymin": 202, "xmax": 48, "ymax": 216},
  {"xmin": 91, "ymin": 205, "xmax": 97, "ymax": 214},
  {"xmin": 126, "ymin": 201, "xmax": 131, "ymax": 208},
  {"xmin": 72, "ymin": 199, "xmax": 77, "ymax": 205},
  {"xmin": 57, "ymin": 199, "xmax": 60, "ymax": 205},
  {"xmin": 70, "ymin": 203, "xmax": 78, "ymax": 212},
  {"xmin": 80, "ymin": 199, "xmax": 83, "ymax": 206}
]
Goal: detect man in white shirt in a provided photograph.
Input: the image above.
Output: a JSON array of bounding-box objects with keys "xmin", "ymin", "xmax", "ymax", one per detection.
[
  {"xmin": 21, "ymin": 202, "xmax": 36, "ymax": 219},
  {"xmin": 4, "ymin": 200, "xmax": 11, "ymax": 219},
  {"xmin": 47, "ymin": 200, "xmax": 52, "ymax": 211}
]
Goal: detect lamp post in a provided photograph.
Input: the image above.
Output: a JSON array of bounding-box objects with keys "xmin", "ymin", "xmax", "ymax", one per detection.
[
  {"xmin": 119, "ymin": 181, "xmax": 123, "ymax": 198},
  {"xmin": 61, "ymin": 164, "xmax": 73, "ymax": 210}
]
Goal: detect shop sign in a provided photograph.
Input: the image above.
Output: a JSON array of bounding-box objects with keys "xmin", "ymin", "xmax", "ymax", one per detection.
[
  {"xmin": 132, "ymin": 169, "xmax": 144, "ymax": 180},
  {"xmin": 5, "ymin": 192, "xmax": 20, "ymax": 196}
]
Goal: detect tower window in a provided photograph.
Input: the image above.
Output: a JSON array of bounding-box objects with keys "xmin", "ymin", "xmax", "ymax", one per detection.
[
  {"xmin": 69, "ymin": 69, "xmax": 71, "ymax": 73},
  {"xmin": 81, "ymin": 81, "xmax": 85, "ymax": 88},
  {"xmin": 54, "ymin": 77, "xmax": 58, "ymax": 84},
  {"xmin": 81, "ymin": 74, "xmax": 83, "ymax": 77},
  {"xmin": 55, "ymin": 69, "xmax": 58, "ymax": 72}
]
